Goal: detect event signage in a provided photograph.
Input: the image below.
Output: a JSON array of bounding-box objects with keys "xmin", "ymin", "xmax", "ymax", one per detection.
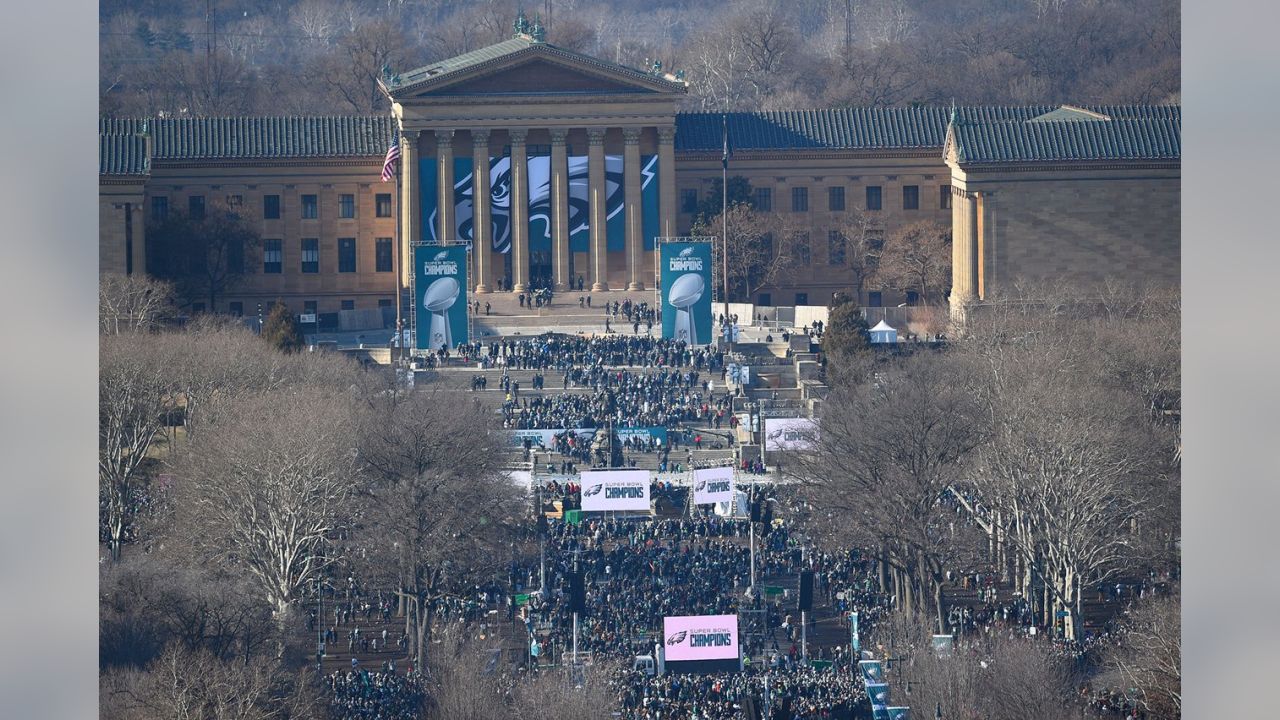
[
  {"xmin": 859, "ymin": 659, "xmax": 885, "ymax": 683},
  {"xmin": 764, "ymin": 418, "xmax": 819, "ymax": 452},
  {"xmin": 507, "ymin": 427, "xmax": 667, "ymax": 449},
  {"xmin": 580, "ymin": 470, "xmax": 650, "ymax": 512},
  {"xmin": 692, "ymin": 466, "xmax": 735, "ymax": 506},
  {"xmin": 850, "ymin": 611, "xmax": 860, "ymax": 653},
  {"xmin": 662, "ymin": 614, "xmax": 740, "ymax": 662},
  {"xmin": 866, "ymin": 683, "xmax": 890, "ymax": 707},
  {"xmin": 660, "ymin": 242, "xmax": 713, "ymax": 346},
  {"xmin": 414, "ymin": 245, "xmax": 468, "ymax": 350},
  {"xmin": 886, "ymin": 708, "xmax": 910, "ymax": 720}
]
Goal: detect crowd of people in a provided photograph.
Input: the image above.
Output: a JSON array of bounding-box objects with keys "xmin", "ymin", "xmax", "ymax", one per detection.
[
  {"xmin": 500, "ymin": 370, "xmax": 734, "ymax": 430},
  {"xmin": 611, "ymin": 665, "xmax": 866, "ymax": 720},
  {"xmin": 453, "ymin": 335, "xmax": 723, "ymax": 372},
  {"xmin": 327, "ymin": 668, "xmax": 427, "ymax": 720}
]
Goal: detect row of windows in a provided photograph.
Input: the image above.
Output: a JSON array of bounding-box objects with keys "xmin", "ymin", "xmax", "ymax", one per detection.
[
  {"xmin": 151, "ymin": 193, "xmax": 394, "ymax": 222},
  {"xmin": 208, "ymin": 298, "xmax": 396, "ymax": 316},
  {"xmin": 261, "ymin": 238, "xmax": 395, "ymax": 274},
  {"xmin": 755, "ymin": 290, "xmax": 920, "ymax": 308},
  {"xmin": 682, "ymin": 185, "xmax": 951, "ymax": 213}
]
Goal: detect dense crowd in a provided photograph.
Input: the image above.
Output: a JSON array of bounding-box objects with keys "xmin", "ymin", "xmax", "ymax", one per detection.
[
  {"xmin": 500, "ymin": 370, "xmax": 734, "ymax": 430},
  {"xmin": 612, "ymin": 665, "xmax": 866, "ymax": 720},
  {"xmin": 454, "ymin": 335, "xmax": 723, "ymax": 371},
  {"xmin": 327, "ymin": 668, "xmax": 426, "ymax": 720}
]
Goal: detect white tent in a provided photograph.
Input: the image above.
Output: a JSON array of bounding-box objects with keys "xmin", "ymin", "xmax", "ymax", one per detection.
[
  {"xmin": 869, "ymin": 319, "xmax": 898, "ymax": 344},
  {"xmin": 715, "ymin": 489, "xmax": 750, "ymax": 518}
]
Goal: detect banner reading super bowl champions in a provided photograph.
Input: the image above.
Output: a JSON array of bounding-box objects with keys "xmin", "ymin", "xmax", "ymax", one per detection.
[
  {"xmin": 414, "ymin": 245, "xmax": 468, "ymax": 350},
  {"xmin": 661, "ymin": 241, "xmax": 713, "ymax": 346},
  {"xmin": 692, "ymin": 466, "xmax": 735, "ymax": 506},
  {"xmin": 764, "ymin": 417, "xmax": 819, "ymax": 452},
  {"xmin": 579, "ymin": 470, "xmax": 650, "ymax": 512},
  {"xmin": 663, "ymin": 614, "xmax": 740, "ymax": 662}
]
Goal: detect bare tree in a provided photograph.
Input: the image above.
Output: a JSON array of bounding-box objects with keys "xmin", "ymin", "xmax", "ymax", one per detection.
[
  {"xmin": 694, "ymin": 203, "xmax": 801, "ymax": 302},
  {"xmin": 1103, "ymin": 590, "xmax": 1181, "ymax": 719},
  {"xmin": 352, "ymin": 388, "xmax": 522, "ymax": 672},
  {"xmin": 171, "ymin": 387, "xmax": 362, "ymax": 647},
  {"xmin": 832, "ymin": 205, "xmax": 885, "ymax": 302},
  {"xmin": 795, "ymin": 351, "xmax": 987, "ymax": 630},
  {"xmin": 874, "ymin": 219, "xmax": 951, "ymax": 305},
  {"xmin": 100, "ymin": 333, "xmax": 174, "ymax": 561},
  {"xmin": 100, "ymin": 275, "xmax": 176, "ymax": 335}
]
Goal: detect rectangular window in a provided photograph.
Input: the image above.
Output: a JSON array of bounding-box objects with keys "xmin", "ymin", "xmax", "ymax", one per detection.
[
  {"xmin": 263, "ymin": 239, "xmax": 282, "ymax": 274},
  {"xmin": 940, "ymin": 185, "xmax": 952, "ymax": 210},
  {"xmin": 264, "ymin": 194, "xmax": 281, "ymax": 219},
  {"xmin": 229, "ymin": 301, "xmax": 243, "ymax": 317},
  {"xmin": 868, "ymin": 291, "xmax": 883, "ymax": 307},
  {"xmin": 795, "ymin": 293, "xmax": 808, "ymax": 306},
  {"xmin": 375, "ymin": 238, "xmax": 394, "ymax": 272},
  {"xmin": 304, "ymin": 300, "xmax": 318, "ymax": 314},
  {"xmin": 757, "ymin": 293, "xmax": 772, "ymax": 307},
  {"xmin": 188, "ymin": 195, "xmax": 205, "ymax": 220},
  {"xmin": 792, "ymin": 186, "xmax": 808, "ymax": 212},
  {"xmin": 301, "ymin": 194, "xmax": 318, "ymax": 219},
  {"xmin": 227, "ymin": 238, "xmax": 244, "ymax": 274},
  {"xmin": 865, "ymin": 186, "xmax": 882, "ymax": 211},
  {"xmin": 681, "ymin": 189, "xmax": 698, "ymax": 213},
  {"xmin": 828, "ymin": 231, "xmax": 846, "ymax": 265},
  {"xmin": 903, "ymin": 185, "xmax": 919, "ymax": 210},
  {"xmin": 150, "ymin": 196, "xmax": 168, "ymax": 222},
  {"xmin": 795, "ymin": 232, "xmax": 810, "ymax": 265},
  {"xmin": 376, "ymin": 193, "xmax": 392, "ymax": 217},
  {"xmin": 191, "ymin": 302, "xmax": 206, "ymax": 313},
  {"xmin": 906, "ymin": 290, "xmax": 920, "ymax": 306},
  {"xmin": 338, "ymin": 238, "xmax": 357, "ymax": 273},
  {"xmin": 761, "ymin": 233, "xmax": 774, "ymax": 258},
  {"xmin": 378, "ymin": 298, "xmax": 393, "ymax": 308},
  {"xmin": 226, "ymin": 194, "xmax": 243, "ymax": 210},
  {"xmin": 754, "ymin": 187, "xmax": 772, "ymax": 212},
  {"xmin": 341, "ymin": 299, "xmax": 355, "ymax": 311},
  {"xmin": 339, "ymin": 194, "xmax": 355, "ymax": 219},
  {"xmin": 301, "ymin": 238, "xmax": 319, "ymax": 273},
  {"xmin": 828, "ymin": 186, "xmax": 845, "ymax": 212}
]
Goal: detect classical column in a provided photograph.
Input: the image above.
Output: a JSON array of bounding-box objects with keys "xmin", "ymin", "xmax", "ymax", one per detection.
[
  {"xmin": 437, "ymin": 130, "xmax": 455, "ymax": 244},
  {"xmin": 472, "ymin": 129, "xmax": 492, "ymax": 293},
  {"xmin": 657, "ymin": 126, "xmax": 677, "ymax": 241},
  {"xmin": 399, "ymin": 129, "xmax": 419, "ymax": 288},
  {"xmin": 948, "ymin": 187, "xmax": 977, "ymax": 326},
  {"xmin": 587, "ymin": 128, "xmax": 609, "ymax": 291},
  {"xmin": 622, "ymin": 129, "xmax": 645, "ymax": 291},
  {"xmin": 510, "ymin": 129, "xmax": 530, "ymax": 293},
  {"xmin": 550, "ymin": 129, "xmax": 570, "ymax": 292}
]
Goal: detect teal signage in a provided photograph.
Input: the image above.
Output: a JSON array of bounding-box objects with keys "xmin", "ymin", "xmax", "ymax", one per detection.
[
  {"xmin": 415, "ymin": 245, "xmax": 468, "ymax": 350},
  {"xmin": 641, "ymin": 155, "xmax": 659, "ymax": 251},
  {"xmin": 660, "ymin": 241, "xmax": 712, "ymax": 346}
]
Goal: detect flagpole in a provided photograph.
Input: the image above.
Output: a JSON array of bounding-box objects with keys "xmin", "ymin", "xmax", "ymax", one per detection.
[
  {"xmin": 393, "ymin": 127, "xmax": 404, "ymax": 364},
  {"xmin": 721, "ymin": 114, "xmax": 730, "ymax": 337}
]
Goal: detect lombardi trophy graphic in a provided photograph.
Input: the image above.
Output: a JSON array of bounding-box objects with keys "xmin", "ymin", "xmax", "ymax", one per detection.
[
  {"xmin": 423, "ymin": 251, "xmax": 461, "ymax": 350},
  {"xmin": 668, "ymin": 247, "xmax": 705, "ymax": 345}
]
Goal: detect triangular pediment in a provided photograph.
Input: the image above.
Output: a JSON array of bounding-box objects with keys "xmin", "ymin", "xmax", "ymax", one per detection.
[{"xmin": 386, "ymin": 39, "xmax": 687, "ymax": 100}]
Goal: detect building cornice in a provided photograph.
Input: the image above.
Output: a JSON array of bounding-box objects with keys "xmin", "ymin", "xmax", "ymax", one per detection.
[{"xmin": 954, "ymin": 160, "xmax": 1181, "ymax": 174}]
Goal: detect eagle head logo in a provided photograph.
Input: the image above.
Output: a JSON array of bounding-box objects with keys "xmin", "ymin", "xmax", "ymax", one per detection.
[
  {"xmin": 433, "ymin": 250, "xmax": 449, "ymax": 261},
  {"xmin": 665, "ymin": 630, "xmax": 688, "ymax": 646},
  {"xmin": 678, "ymin": 246, "xmax": 695, "ymax": 257},
  {"xmin": 583, "ymin": 484, "xmax": 604, "ymax": 497},
  {"xmin": 695, "ymin": 480, "xmax": 707, "ymax": 492}
]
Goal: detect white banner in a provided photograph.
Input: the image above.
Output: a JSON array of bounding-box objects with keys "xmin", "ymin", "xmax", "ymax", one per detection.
[
  {"xmin": 764, "ymin": 417, "xmax": 819, "ymax": 452},
  {"xmin": 580, "ymin": 470, "xmax": 651, "ymax": 512},
  {"xmin": 692, "ymin": 466, "xmax": 735, "ymax": 506}
]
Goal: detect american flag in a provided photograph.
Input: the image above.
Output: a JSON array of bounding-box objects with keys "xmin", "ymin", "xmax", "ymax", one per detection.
[{"xmin": 381, "ymin": 128, "xmax": 401, "ymax": 182}]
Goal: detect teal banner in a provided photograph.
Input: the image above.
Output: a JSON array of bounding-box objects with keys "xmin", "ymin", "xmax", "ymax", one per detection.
[
  {"xmin": 568, "ymin": 155, "xmax": 589, "ymax": 253},
  {"xmin": 850, "ymin": 611, "xmax": 860, "ymax": 653},
  {"xmin": 859, "ymin": 659, "xmax": 884, "ymax": 684},
  {"xmin": 528, "ymin": 154, "xmax": 552, "ymax": 253},
  {"xmin": 866, "ymin": 683, "xmax": 889, "ymax": 707},
  {"xmin": 660, "ymin": 241, "xmax": 713, "ymax": 346},
  {"xmin": 415, "ymin": 245, "xmax": 468, "ymax": 350},
  {"xmin": 420, "ymin": 156, "xmax": 438, "ymax": 243},
  {"xmin": 886, "ymin": 708, "xmax": 910, "ymax": 720},
  {"xmin": 641, "ymin": 154, "xmax": 659, "ymax": 251},
  {"xmin": 453, "ymin": 157, "xmax": 473, "ymax": 243},
  {"xmin": 605, "ymin": 155, "xmax": 625, "ymax": 252}
]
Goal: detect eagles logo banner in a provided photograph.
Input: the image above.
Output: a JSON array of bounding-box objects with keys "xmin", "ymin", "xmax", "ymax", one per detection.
[
  {"xmin": 662, "ymin": 614, "xmax": 740, "ymax": 662},
  {"xmin": 579, "ymin": 470, "xmax": 650, "ymax": 512},
  {"xmin": 692, "ymin": 466, "xmax": 734, "ymax": 506},
  {"xmin": 660, "ymin": 241, "xmax": 713, "ymax": 346}
]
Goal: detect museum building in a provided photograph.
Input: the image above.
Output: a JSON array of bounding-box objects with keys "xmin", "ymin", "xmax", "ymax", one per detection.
[{"xmin": 99, "ymin": 24, "xmax": 1180, "ymax": 322}]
